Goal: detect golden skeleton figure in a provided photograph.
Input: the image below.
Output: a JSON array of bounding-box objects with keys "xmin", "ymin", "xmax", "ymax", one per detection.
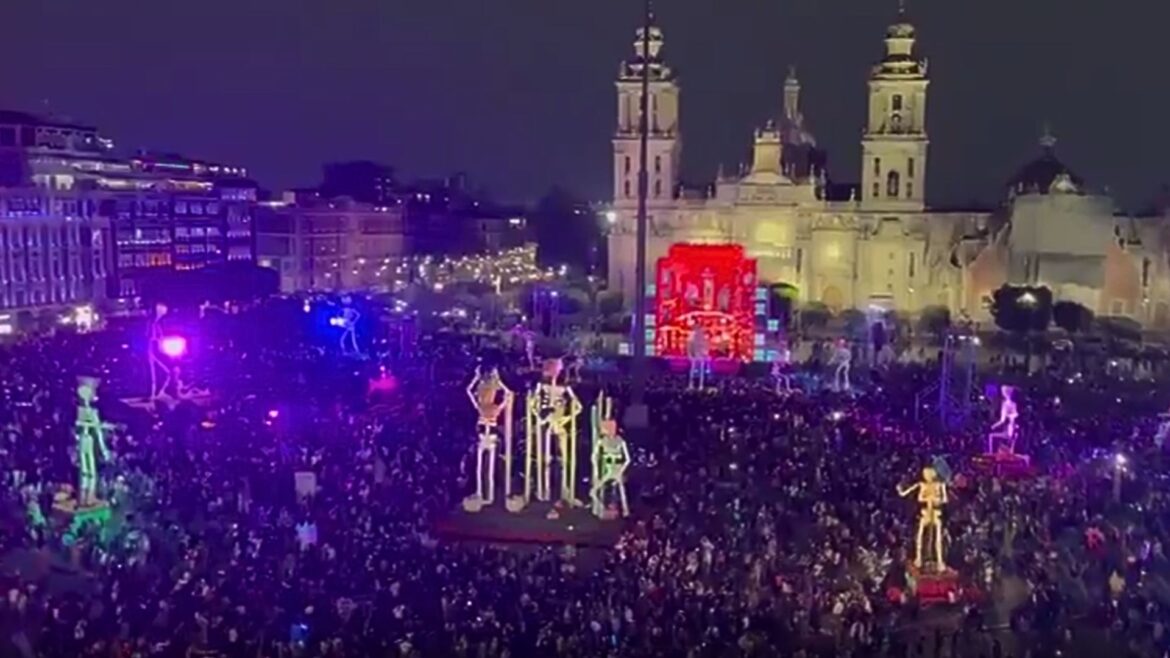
[
  {"xmin": 464, "ymin": 367, "xmax": 514, "ymax": 509},
  {"xmin": 897, "ymin": 466, "xmax": 948, "ymax": 571},
  {"xmin": 523, "ymin": 359, "xmax": 582, "ymax": 505}
]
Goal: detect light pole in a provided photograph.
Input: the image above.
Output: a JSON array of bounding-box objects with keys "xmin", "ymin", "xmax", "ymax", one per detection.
[{"xmin": 625, "ymin": 0, "xmax": 653, "ymax": 430}]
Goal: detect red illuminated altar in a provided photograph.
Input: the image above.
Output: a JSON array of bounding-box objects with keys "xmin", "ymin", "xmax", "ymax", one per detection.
[{"xmin": 654, "ymin": 243, "xmax": 757, "ymax": 360}]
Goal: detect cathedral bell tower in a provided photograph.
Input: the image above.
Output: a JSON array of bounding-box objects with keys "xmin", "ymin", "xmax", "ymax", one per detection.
[
  {"xmin": 613, "ymin": 17, "xmax": 681, "ymax": 209},
  {"xmin": 860, "ymin": 4, "xmax": 929, "ymax": 212}
]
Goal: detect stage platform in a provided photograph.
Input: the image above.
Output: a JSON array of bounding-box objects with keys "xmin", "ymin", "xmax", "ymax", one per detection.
[
  {"xmin": 434, "ymin": 501, "xmax": 624, "ymax": 548},
  {"xmin": 971, "ymin": 452, "xmax": 1034, "ymax": 478}
]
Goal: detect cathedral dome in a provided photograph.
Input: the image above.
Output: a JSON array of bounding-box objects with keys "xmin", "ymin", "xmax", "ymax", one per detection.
[{"xmin": 1007, "ymin": 129, "xmax": 1084, "ymax": 196}]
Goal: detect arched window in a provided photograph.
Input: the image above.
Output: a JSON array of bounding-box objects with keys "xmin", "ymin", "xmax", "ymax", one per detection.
[
  {"xmin": 892, "ymin": 94, "xmax": 903, "ymax": 111},
  {"xmin": 624, "ymin": 156, "xmax": 631, "ymax": 174},
  {"xmin": 624, "ymin": 180, "xmax": 631, "ymax": 198},
  {"xmin": 654, "ymin": 156, "xmax": 662, "ymax": 173},
  {"xmin": 886, "ymin": 171, "xmax": 900, "ymax": 197},
  {"xmin": 654, "ymin": 179, "xmax": 662, "ymax": 198}
]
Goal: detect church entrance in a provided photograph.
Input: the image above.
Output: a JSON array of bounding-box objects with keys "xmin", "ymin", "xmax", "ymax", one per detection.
[{"xmin": 821, "ymin": 285, "xmax": 844, "ymax": 313}]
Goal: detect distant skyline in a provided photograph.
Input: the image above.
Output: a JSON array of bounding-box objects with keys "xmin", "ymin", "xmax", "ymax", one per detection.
[{"xmin": 1, "ymin": 0, "xmax": 1167, "ymax": 209}]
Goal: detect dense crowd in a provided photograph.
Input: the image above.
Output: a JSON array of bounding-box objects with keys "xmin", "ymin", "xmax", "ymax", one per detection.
[{"xmin": 2, "ymin": 304, "xmax": 1170, "ymax": 658}]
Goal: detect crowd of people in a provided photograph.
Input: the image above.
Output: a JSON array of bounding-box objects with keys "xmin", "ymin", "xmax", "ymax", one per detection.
[{"xmin": 1, "ymin": 301, "xmax": 1170, "ymax": 658}]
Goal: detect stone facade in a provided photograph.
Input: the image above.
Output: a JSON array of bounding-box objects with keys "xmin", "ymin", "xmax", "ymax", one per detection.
[{"xmin": 605, "ymin": 11, "xmax": 1170, "ymax": 327}]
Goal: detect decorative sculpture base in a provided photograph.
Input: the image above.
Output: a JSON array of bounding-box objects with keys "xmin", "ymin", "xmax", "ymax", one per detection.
[
  {"xmin": 437, "ymin": 499, "xmax": 622, "ymax": 548},
  {"xmin": 461, "ymin": 496, "xmax": 489, "ymax": 513},
  {"xmin": 51, "ymin": 497, "xmax": 112, "ymax": 536},
  {"xmin": 908, "ymin": 562, "xmax": 962, "ymax": 605},
  {"xmin": 972, "ymin": 451, "xmax": 1033, "ymax": 478}
]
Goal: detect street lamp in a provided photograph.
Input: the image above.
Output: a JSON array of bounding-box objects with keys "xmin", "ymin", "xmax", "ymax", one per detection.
[{"xmin": 625, "ymin": 0, "xmax": 653, "ymax": 430}]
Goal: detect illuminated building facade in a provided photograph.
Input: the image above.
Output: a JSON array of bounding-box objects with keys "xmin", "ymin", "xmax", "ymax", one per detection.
[
  {"xmin": 255, "ymin": 192, "xmax": 407, "ymax": 293},
  {"xmin": 606, "ymin": 11, "xmax": 1170, "ymax": 328},
  {"xmin": 0, "ymin": 109, "xmax": 258, "ymax": 305}
]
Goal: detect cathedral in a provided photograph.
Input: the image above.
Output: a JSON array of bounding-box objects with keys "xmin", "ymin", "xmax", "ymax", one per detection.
[{"xmin": 605, "ymin": 9, "xmax": 1170, "ymax": 331}]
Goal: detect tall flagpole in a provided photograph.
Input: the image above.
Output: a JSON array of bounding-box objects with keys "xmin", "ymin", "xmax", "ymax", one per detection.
[{"xmin": 625, "ymin": 0, "xmax": 652, "ymax": 429}]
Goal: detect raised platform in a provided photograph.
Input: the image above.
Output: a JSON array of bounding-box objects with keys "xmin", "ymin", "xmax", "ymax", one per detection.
[
  {"xmin": 909, "ymin": 563, "xmax": 963, "ymax": 606},
  {"xmin": 971, "ymin": 451, "xmax": 1034, "ymax": 478},
  {"xmin": 434, "ymin": 500, "xmax": 623, "ymax": 548}
]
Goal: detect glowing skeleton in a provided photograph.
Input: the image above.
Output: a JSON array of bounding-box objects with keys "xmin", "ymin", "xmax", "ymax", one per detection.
[
  {"xmin": 339, "ymin": 297, "xmax": 362, "ymax": 357},
  {"xmin": 148, "ymin": 303, "xmax": 173, "ymax": 401},
  {"xmin": 771, "ymin": 341, "xmax": 793, "ymax": 394},
  {"xmin": 464, "ymin": 367, "xmax": 514, "ymax": 510},
  {"xmin": 589, "ymin": 391, "xmax": 631, "ymax": 518},
  {"xmin": 687, "ymin": 325, "xmax": 711, "ymax": 390},
  {"xmin": 830, "ymin": 339, "xmax": 852, "ymax": 392},
  {"xmin": 987, "ymin": 385, "xmax": 1019, "ymax": 454},
  {"xmin": 897, "ymin": 466, "xmax": 948, "ymax": 570},
  {"xmin": 75, "ymin": 377, "xmax": 113, "ymax": 507},
  {"xmin": 523, "ymin": 359, "xmax": 582, "ymax": 505}
]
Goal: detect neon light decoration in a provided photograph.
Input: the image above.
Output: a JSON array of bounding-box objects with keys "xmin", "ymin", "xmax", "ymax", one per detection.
[{"xmin": 654, "ymin": 244, "xmax": 757, "ymax": 361}]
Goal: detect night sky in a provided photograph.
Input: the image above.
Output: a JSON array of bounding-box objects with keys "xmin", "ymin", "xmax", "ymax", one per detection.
[{"xmin": 2, "ymin": 0, "xmax": 1167, "ymax": 210}]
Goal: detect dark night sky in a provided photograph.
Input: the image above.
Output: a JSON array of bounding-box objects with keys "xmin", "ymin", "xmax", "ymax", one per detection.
[{"xmin": 1, "ymin": 0, "xmax": 1167, "ymax": 210}]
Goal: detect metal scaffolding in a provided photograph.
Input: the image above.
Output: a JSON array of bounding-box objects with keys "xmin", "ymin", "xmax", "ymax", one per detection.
[{"xmin": 915, "ymin": 333, "xmax": 979, "ymax": 430}]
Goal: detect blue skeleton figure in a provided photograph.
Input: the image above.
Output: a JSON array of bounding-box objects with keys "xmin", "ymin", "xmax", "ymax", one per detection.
[
  {"xmin": 339, "ymin": 297, "xmax": 363, "ymax": 357},
  {"xmin": 75, "ymin": 377, "xmax": 113, "ymax": 507}
]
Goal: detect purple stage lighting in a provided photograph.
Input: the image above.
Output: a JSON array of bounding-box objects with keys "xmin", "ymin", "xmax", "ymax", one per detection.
[{"xmin": 159, "ymin": 335, "xmax": 188, "ymax": 359}]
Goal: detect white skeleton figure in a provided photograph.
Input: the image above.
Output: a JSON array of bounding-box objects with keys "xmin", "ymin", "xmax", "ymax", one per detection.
[
  {"xmin": 75, "ymin": 377, "xmax": 113, "ymax": 507},
  {"xmin": 526, "ymin": 359, "xmax": 582, "ymax": 504},
  {"xmin": 687, "ymin": 325, "xmax": 711, "ymax": 390},
  {"xmin": 771, "ymin": 342, "xmax": 793, "ymax": 394},
  {"xmin": 148, "ymin": 303, "xmax": 173, "ymax": 401},
  {"xmin": 339, "ymin": 298, "xmax": 362, "ymax": 357},
  {"xmin": 830, "ymin": 340, "xmax": 852, "ymax": 392},
  {"xmin": 465, "ymin": 367, "xmax": 514, "ymax": 506},
  {"xmin": 590, "ymin": 392, "xmax": 631, "ymax": 518},
  {"xmin": 987, "ymin": 385, "xmax": 1020, "ymax": 454},
  {"xmin": 523, "ymin": 331, "xmax": 536, "ymax": 370}
]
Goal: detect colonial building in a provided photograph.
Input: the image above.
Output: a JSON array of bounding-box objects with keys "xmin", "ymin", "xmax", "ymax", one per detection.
[{"xmin": 606, "ymin": 11, "xmax": 1170, "ymax": 328}]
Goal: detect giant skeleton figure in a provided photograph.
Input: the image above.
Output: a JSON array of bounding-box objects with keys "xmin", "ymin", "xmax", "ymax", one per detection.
[
  {"xmin": 339, "ymin": 297, "xmax": 363, "ymax": 357},
  {"xmin": 76, "ymin": 377, "xmax": 113, "ymax": 507},
  {"xmin": 589, "ymin": 391, "xmax": 631, "ymax": 518},
  {"xmin": 687, "ymin": 325, "xmax": 711, "ymax": 390},
  {"xmin": 147, "ymin": 303, "xmax": 173, "ymax": 401},
  {"xmin": 897, "ymin": 466, "xmax": 949, "ymax": 571},
  {"xmin": 523, "ymin": 359, "xmax": 582, "ymax": 505},
  {"xmin": 987, "ymin": 385, "xmax": 1020, "ymax": 455},
  {"xmin": 829, "ymin": 339, "xmax": 852, "ymax": 392},
  {"xmin": 463, "ymin": 367, "xmax": 514, "ymax": 510}
]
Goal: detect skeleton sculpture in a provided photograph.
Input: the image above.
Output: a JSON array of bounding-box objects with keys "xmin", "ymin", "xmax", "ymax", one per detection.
[
  {"xmin": 463, "ymin": 367, "xmax": 514, "ymax": 511},
  {"xmin": 590, "ymin": 391, "xmax": 631, "ymax": 518},
  {"xmin": 523, "ymin": 359, "xmax": 582, "ymax": 505},
  {"xmin": 897, "ymin": 466, "xmax": 948, "ymax": 571},
  {"xmin": 830, "ymin": 339, "xmax": 852, "ymax": 392},
  {"xmin": 148, "ymin": 303, "xmax": 172, "ymax": 401},
  {"xmin": 75, "ymin": 377, "xmax": 113, "ymax": 507},
  {"xmin": 771, "ymin": 340, "xmax": 793, "ymax": 394},
  {"xmin": 987, "ymin": 385, "xmax": 1020, "ymax": 455},
  {"xmin": 339, "ymin": 297, "xmax": 362, "ymax": 357},
  {"xmin": 687, "ymin": 325, "xmax": 711, "ymax": 390}
]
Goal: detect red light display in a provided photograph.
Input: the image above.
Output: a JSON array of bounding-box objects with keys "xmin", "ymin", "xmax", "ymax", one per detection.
[{"xmin": 654, "ymin": 243, "xmax": 757, "ymax": 360}]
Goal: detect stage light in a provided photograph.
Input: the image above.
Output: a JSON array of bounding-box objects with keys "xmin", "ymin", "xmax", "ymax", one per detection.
[
  {"xmin": 329, "ymin": 317, "xmax": 346, "ymax": 328},
  {"xmin": 159, "ymin": 336, "xmax": 188, "ymax": 359},
  {"xmin": 605, "ymin": 210, "xmax": 617, "ymax": 225},
  {"xmin": 268, "ymin": 409, "xmax": 280, "ymax": 419},
  {"xmin": 1115, "ymin": 453, "xmax": 1127, "ymax": 466},
  {"xmin": 303, "ymin": 301, "xmax": 311, "ymax": 313}
]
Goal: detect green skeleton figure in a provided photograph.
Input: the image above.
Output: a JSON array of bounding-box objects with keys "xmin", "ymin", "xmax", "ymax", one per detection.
[
  {"xmin": 76, "ymin": 377, "xmax": 112, "ymax": 507},
  {"xmin": 590, "ymin": 391, "xmax": 631, "ymax": 518}
]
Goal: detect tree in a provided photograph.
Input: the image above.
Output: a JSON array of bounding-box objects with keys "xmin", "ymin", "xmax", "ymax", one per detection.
[
  {"xmin": 1052, "ymin": 301, "xmax": 1094, "ymax": 335},
  {"xmin": 990, "ymin": 285, "xmax": 1053, "ymax": 371},
  {"xmin": 800, "ymin": 302, "xmax": 832, "ymax": 333},
  {"xmin": 529, "ymin": 187, "xmax": 604, "ymax": 274},
  {"xmin": 918, "ymin": 305, "xmax": 952, "ymax": 343}
]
